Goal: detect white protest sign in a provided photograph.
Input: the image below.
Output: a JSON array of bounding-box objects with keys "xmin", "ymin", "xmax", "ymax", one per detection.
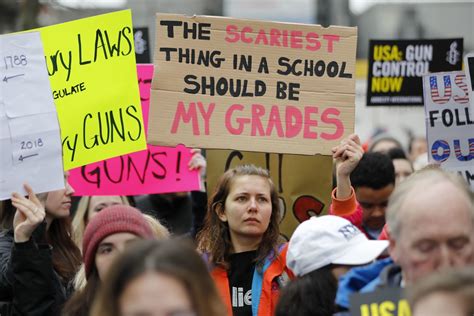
[
  {"xmin": 423, "ymin": 71, "xmax": 474, "ymax": 190},
  {"xmin": 0, "ymin": 32, "xmax": 65, "ymax": 200}
]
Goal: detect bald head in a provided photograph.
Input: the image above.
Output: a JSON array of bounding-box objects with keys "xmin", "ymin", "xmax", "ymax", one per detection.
[{"xmin": 386, "ymin": 168, "xmax": 474, "ymax": 284}]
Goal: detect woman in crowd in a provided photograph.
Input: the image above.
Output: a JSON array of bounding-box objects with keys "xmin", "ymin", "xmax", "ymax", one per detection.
[
  {"xmin": 197, "ymin": 164, "xmax": 292, "ymax": 316},
  {"xmin": 0, "ymin": 173, "xmax": 82, "ymax": 315},
  {"xmin": 276, "ymin": 215, "xmax": 388, "ymax": 316},
  {"xmin": 62, "ymin": 204, "xmax": 163, "ymax": 316},
  {"xmin": 386, "ymin": 147, "xmax": 414, "ymax": 184},
  {"xmin": 72, "ymin": 195, "xmax": 130, "ymax": 250},
  {"xmin": 90, "ymin": 239, "xmax": 226, "ymax": 316}
]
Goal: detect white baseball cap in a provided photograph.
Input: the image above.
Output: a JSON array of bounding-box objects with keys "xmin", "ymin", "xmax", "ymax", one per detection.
[{"xmin": 287, "ymin": 215, "xmax": 389, "ymax": 276}]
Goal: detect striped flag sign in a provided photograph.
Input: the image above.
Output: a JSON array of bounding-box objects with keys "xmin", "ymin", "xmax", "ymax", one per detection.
[{"xmin": 429, "ymin": 74, "xmax": 470, "ymax": 105}]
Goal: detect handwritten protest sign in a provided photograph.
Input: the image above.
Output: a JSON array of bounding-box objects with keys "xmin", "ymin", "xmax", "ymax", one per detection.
[
  {"xmin": 149, "ymin": 14, "xmax": 357, "ymax": 155},
  {"xmin": 423, "ymin": 71, "xmax": 474, "ymax": 190},
  {"xmin": 350, "ymin": 287, "xmax": 411, "ymax": 316},
  {"xmin": 206, "ymin": 150, "xmax": 332, "ymax": 238},
  {"xmin": 32, "ymin": 10, "xmax": 146, "ymax": 170},
  {"xmin": 0, "ymin": 32, "xmax": 65, "ymax": 200},
  {"xmin": 68, "ymin": 64, "xmax": 201, "ymax": 195},
  {"xmin": 367, "ymin": 39, "xmax": 463, "ymax": 106}
]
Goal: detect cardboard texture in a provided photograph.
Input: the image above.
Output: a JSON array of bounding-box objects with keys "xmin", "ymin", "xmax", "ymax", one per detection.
[
  {"xmin": 31, "ymin": 10, "xmax": 147, "ymax": 170},
  {"xmin": 423, "ymin": 71, "xmax": 474, "ymax": 191},
  {"xmin": 206, "ymin": 150, "xmax": 332, "ymax": 238},
  {"xmin": 149, "ymin": 14, "xmax": 357, "ymax": 155},
  {"xmin": 68, "ymin": 64, "xmax": 201, "ymax": 195}
]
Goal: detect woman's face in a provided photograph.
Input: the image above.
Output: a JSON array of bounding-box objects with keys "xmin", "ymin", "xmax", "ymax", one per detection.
[
  {"xmin": 392, "ymin": 158, "xmax": 413, "ymax": 184},
  {"xmin": 95, "ymin": 232, "xmax": 139, "ymax": 281},
  {"xmin": 120, "ymin": 272, "xmax": 194, "ymax": 316},
  {"xmin": 218, "ymin": 175, "xmax": 272, "ymax": 246},
  {"xmin": 45, "ymin": 172, "xmax": 74, "ymax": 219},
  {"xmin": 87, "ymin": 195, "xmax": 123, "ymax": 222}
]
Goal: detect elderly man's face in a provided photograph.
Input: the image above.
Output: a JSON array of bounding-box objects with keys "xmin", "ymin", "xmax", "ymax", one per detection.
[{"xmin": 389, "ymin": 181, "xmax": 474, "ymax": 284}]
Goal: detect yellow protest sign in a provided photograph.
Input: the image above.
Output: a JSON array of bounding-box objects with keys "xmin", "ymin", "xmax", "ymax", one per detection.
[{"xmin": 33, "ymin": 10, "xmax": 146, "ymax": 170}]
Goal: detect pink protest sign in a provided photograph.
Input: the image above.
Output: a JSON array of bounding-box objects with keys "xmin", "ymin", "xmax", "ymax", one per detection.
[{"xmin": 68, "ymin": 64, "xmax": 201, "ymax": 195}]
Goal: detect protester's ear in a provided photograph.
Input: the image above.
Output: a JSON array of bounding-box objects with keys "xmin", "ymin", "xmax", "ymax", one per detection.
[
  {"xmin": 215, "ymin": 203, "xmax": 227, "ymax": 222},
  {"xmin": 388, "ymin": 238, "xmax": 399, "ymax": 263}
]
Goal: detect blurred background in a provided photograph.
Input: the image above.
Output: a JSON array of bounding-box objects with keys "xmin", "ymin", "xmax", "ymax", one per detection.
[{"xmin": 1, "ymin": 0, "xmax": 473, "ymax": 148}]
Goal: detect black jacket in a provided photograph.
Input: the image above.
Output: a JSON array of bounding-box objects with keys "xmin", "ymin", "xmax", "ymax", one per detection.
[{"xmin": 0, "ymin": 225, "xmax": 68, "ymax": 316}]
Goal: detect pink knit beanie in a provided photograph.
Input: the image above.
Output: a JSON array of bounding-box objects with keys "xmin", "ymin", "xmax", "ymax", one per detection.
[{"xmin": 82, "ymin": 204, "xmax": 154, "ymax": 279}]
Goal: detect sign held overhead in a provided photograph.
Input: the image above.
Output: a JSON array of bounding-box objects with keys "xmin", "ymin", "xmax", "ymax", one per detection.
[{"xmin": 149, "ymin": 14, "xmax": 357, "ymax": 155}]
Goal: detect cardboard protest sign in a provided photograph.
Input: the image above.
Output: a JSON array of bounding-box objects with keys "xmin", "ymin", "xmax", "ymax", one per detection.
[
  {"xmin": 206, "ymin": 150, "xmax": 332, "ymax": 238},
  {"xmin": 149, "ymin": 14, "xmax": 357, "ymax": 155},
  {"xmin": 0, "ymin": 32, "xmax": 65, "ymax": 200},
  {"xmin": 350, "ymin": 287, "xmax": 411, "ymax": 316},
  {"xmin": 134, "ymin": 27, "xmax": 151, "ymax": 63},
  {"xmin": 32, "ymin": 10, "xmax": 147, "ymax": 170},
  {"xmin": 68, "ymin": 64, "xmax": 201, "ymax": 195},
  {"xmin": 423, "ymin": 71, "xmax": 474, "ymax": 190},
  {"xmin": 367, "ymin": 39, "xmax": 463, "ymax": 106}
]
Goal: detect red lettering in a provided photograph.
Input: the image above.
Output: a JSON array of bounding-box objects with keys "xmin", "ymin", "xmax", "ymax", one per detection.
[
  {"xmin": 225, "ymin": 104, "xmax": 249, "ymax": 135},
  {"xmin": 241, "ymin": 26, "xmax": 253, "ymax": 44},
  {"xmin": 224, "ymin": 26, "xmax": 340, "ymax": 52},
  {"xmin": 197, "ymin": 102, "xmax": 215, "ymax": 135},
  {"xmin": 255, "ymin": 29, "xmax": 269, "ymax": 45},
  {"xmin": 323, "ymin": 34, "xmax": 340, "ymax": 53},
  {"xmin": 225, "ymin": 24, "xmax": 239, "ymax": 43},
  {"xmin": 251, "ymin": 104, "xmax": 266, "ymax": 136},
  {"xmin": 321, "ymin": 108, "xmax": 344, "ymax": 140},
  {"xmin": 171, "ymin": 101, "xmax": 199, "ymax": 135},
  {"xmin": 303, "ymin": 106, "xmax": 318, "ymax": 139},
  {"xmin": 282, "ymin": 30, "xmax": 289, "ymax": 47},
  {"xmin": 306, "ymin": 32, "xmax": 321, "ymax": 51},
  {"xmin": 285, "ymin": 105, "xmax": 302, "ymax": 138},
  {"xmin": 270, "ymin": 28, "xmax": 281, "ymax": 46},
  {"xmin": 266, "ymin": 105, "xmax": 284, "ymax": 137},
  {"xmin": 290, "ymin": 30, "xmax": 303, "ymax": 49}
]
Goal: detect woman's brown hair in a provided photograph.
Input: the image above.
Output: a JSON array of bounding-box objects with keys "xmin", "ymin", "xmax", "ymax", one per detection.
[
  {"xmin": 197, "ymin": 164, "xmax": 281, "ymax": 270},
  {"xmin": 90, "ymin": 239, "xmax": 226, "ymax": 316},
  {"xmin": 0, "ymin": 195, "xmax": 81, "ymax": 282},
  {"xmin": 46, "ymin": 218, "xmax": 82, "ymax": 281}
]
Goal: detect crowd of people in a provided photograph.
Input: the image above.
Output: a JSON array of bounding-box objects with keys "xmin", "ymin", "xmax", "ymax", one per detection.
[{"xmin": 0, "ymin": 131, "xmax": 473, "ymax": 316}]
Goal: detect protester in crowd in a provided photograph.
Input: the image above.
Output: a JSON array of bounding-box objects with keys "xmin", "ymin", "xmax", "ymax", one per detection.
[
  {"xmin": 134, "ymin": 148, "xmax": 208, "ymax": 236},
  {"xmin": 90, "ymin": 239, "xmax": 226, "ymax": 316},
  {"xmin": 71, "ymin": 195, "xmax": 130, "ymax": 250},
  {"xmin": 386, "ymin": 167, "xmax": 473, "ymax": 284},
  {"xmin": 335, "ymin": 168, "xmax": 474, "ymax": 312},
  {"xmin": 368, "ymin": 134, "xmax": 403, "ymax": 154},
  {"xmin": 142, "ymin": 213, "xmax": 171, "ymax": 239},
  {"xmin": 386, "ymin": 147, "xmax": 414, "ymax": 184},
  {"xmin": 197, "ymin": 164, "xmax": 292, "ymax": 316},
  {"xmin": 70, "ymin": 212, "xmax": 170, "ymax": 292},
  {"xmin": 409, "ymin": 267, "xmax": 474, "ymax": 316},
  {"xmin": 0, "ymin": 173, "xmax": 82, "ymax": 315},
  {"xmin": 62, "ymin": 204, "xmax": 159, "ymax": 316},
  {"xmin": 330, "ymin": 134, "xmax": 395, "ymax": 239},
  {"xmin": 408, "ymin": 135, "xmax": 428, "ymax": 163},
  {"xmin": 276, "ymin": 215, "xmax": 388, "ymax": 316}
]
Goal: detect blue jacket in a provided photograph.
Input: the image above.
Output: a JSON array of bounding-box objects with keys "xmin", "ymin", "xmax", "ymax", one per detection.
[{"xmin": 335, "ymin": 258, "xmax": 394, "ymax": 310}]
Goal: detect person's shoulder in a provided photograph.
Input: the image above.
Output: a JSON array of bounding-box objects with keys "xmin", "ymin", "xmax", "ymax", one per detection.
[{"xmin": 0, "ymin": 230, "xmax": 13, "ymax": 244}]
